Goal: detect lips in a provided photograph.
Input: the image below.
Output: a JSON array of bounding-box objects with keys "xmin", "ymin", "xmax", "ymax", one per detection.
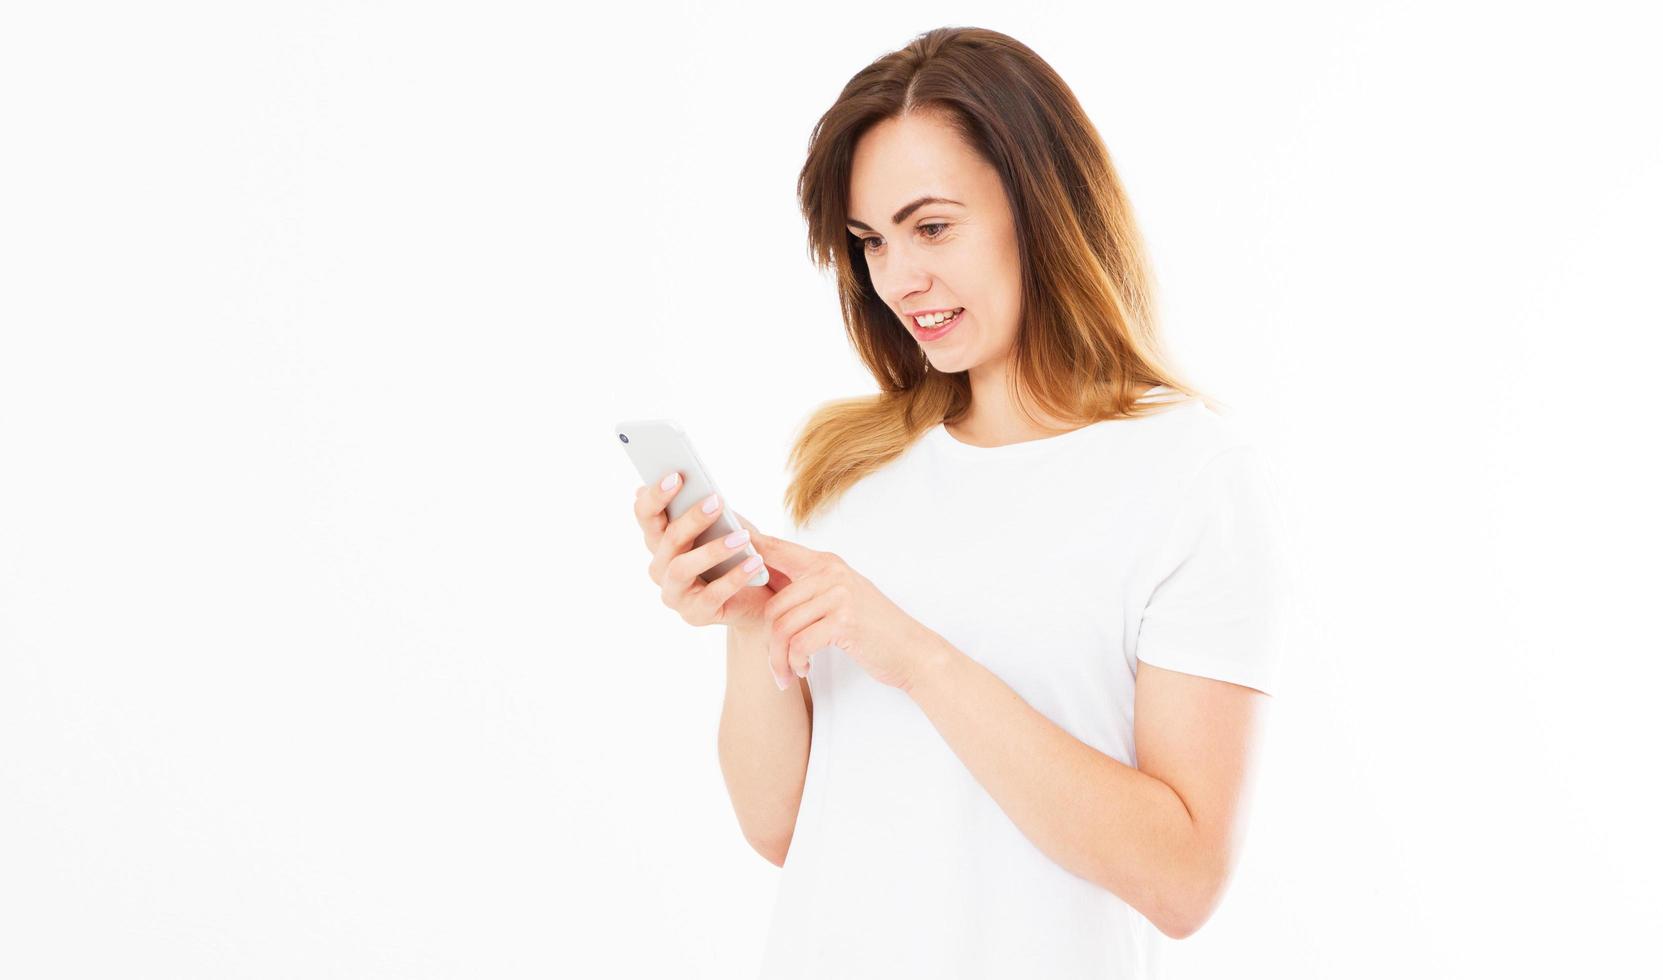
[{"xmin": 915, "ymin": 307, "xmax": 964, "ymax": 340}]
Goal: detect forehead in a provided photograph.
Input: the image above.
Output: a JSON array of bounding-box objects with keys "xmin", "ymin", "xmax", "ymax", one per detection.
[{"xmin": 847, "ymin": 112, "xmax": 991, "ymax": 225}]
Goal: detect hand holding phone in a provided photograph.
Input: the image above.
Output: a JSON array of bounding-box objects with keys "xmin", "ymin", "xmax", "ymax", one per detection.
[{"xmin": 618, "ymin": 419, "xmax": 785, "ymax": 632}]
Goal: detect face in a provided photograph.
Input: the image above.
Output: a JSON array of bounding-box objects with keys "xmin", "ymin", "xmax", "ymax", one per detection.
[{"xmin": 845, "ymin": 111, "xmax": 1023, "ymax": 375}]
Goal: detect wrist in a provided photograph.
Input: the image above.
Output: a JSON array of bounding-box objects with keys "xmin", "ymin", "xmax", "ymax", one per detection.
[
  {"xmin": 901, "ymin": 628, "xmax": 958, "ymax": 699},
  {"xmin": 726, "ymin": 621, "xmax": 771, "ymax": 655}
]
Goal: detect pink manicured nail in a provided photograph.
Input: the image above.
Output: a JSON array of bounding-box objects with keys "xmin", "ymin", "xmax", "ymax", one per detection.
[{"xmin": 774, "ymin": 670, "xmax": 788, "ymax": 691}]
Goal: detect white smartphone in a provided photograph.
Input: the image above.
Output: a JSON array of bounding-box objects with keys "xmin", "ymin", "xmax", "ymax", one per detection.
[{"xmin": 615, "ymin": 418, "xmax": 770, "ymax": 588}]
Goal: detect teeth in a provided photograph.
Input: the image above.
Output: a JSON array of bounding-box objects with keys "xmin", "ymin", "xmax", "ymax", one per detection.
[{"xmin": 915, "ymin": 308, "xmax": 962, "ymax": 329}]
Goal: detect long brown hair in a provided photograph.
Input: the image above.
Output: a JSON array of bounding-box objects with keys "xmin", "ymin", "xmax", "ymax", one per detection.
[{"xmin": 786, "ymin": 26, "xmax": 1215, "ymax": 530}]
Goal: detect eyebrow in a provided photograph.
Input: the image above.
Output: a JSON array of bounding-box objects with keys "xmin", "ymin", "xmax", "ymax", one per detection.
[{"xmin": 845, "ymin": 196, "xmax": 964, "ymax": 232}]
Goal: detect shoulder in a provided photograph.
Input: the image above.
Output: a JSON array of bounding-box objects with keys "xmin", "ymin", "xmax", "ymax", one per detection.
[
  {"xmin": 1163, "ymin": 396, "xmax": 1259, "ymax": 458},
  {"xmin": 1133, "ymin": 398, "xmax": 1291, "ymax": 594},
  {"xmin": 1107, "ymin": 394, "xmax": 1270, "ymax": 495}
]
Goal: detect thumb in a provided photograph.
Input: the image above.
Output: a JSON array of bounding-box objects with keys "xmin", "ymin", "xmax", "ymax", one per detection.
[
  {"xmin": 732, "ymin": 509, "xmax": 784, "ymax": 545},
  {"xmin": 732, "ymin": 510, "xmax": 761, "ymax": 535},
  {"xmin": 747, "ymin": 525, "xmax": 816, "ymax": 575},
  {"xmin": 731, "ymin": 511, "xmax": 797, "ymax": 590}
]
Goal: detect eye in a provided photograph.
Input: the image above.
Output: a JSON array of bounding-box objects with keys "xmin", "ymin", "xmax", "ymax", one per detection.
[{"xmin": 857, "ymin": 222, "xmax": 951, "ymax": 254}]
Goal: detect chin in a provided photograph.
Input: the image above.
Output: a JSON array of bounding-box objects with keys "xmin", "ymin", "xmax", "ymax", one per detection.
[{"xmin": 926, "ymin": 341, "xmax": 978, "ymax": 368}]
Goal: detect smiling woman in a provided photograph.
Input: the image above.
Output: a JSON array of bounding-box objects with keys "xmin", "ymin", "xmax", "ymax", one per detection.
[
  {"xmin": 731, "ymin": 24, "xmax": 1289, "ymax": 980},
  {"xmin": 785, "ymin": 31, "xmax": 1202, "ymax": 521}
]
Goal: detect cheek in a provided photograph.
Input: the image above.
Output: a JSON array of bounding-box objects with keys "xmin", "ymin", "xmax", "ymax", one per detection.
[
  {"xmin": 869, "ymin": 262, "xmax": 908, "ymax": 308},
  {"xmin": 954, "ymin": 249, "xmax": 1004, "ymax": 308}
]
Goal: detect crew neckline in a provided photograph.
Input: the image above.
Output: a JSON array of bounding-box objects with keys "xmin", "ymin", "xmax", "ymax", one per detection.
[{"xmin": 924, "ymin": 386, "xmax": 1182, "ymax": 459}]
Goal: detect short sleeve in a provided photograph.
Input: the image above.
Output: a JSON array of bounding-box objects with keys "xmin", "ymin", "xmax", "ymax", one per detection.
[{"xmin": 1134, "ymin": 445, "xmax": 1289, "ymax": 697}]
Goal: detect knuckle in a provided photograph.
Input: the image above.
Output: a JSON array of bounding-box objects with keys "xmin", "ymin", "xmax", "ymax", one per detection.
[{"xmin": 667, "ymin": 552, "xmax": 694, "ymax": 584}]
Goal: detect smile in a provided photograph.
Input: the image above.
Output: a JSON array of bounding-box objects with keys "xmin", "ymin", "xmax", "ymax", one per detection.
[{"xmin": 915, "ymin": 308, "xmax": 963, "ymax": 340}]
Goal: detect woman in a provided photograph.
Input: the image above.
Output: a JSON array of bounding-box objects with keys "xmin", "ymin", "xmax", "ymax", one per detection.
[{"xmin": 631, "ymin": 26, "xmax": 1287, "ymax": 979}]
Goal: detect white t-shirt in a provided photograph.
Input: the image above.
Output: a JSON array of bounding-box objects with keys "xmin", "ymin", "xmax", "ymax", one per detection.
[{"xmin": 755, "ymin": 387, "xmax": 1288, "ymax": 979}]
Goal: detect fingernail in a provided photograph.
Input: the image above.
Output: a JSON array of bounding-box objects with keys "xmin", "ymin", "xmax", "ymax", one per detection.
[
  {"xmin": 660, "ymin": 473, "xmax": 678, "ymax": 491},
  {"xmin": 724, "ymin": 529, "xmax": 750, "ymax": 548},
  {"xmin": 702, "ymin": 493, "xmax": 720, "ymax": 514},
  {"xmin": 774, "ymin": 671, "xmax": 788, "ymax": 691}
]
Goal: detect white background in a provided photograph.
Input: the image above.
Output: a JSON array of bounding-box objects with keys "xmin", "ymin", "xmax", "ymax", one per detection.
[{"xmin": 3, "ymin": 1, "xmax": 1659, "ymax": 976}]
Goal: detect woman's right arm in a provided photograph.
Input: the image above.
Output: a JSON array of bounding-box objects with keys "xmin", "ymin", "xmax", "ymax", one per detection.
[
  {"xmin": 717, "ymin": 623, "xmax": 811, "ymax": 867},
  {"xmin": 629, "ymin": 470, "xmax": 811, "ymax": 867}
]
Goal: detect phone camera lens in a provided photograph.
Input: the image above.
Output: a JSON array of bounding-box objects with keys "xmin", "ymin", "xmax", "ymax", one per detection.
[{"xmin": 619, "ymin": 433, "xmax": 629, "ymax": 444}]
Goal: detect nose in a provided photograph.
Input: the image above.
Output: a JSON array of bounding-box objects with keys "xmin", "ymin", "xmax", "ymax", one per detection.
[{"xmin": 882, "ymin": 246, "xmax": 934, "ymax": 313}]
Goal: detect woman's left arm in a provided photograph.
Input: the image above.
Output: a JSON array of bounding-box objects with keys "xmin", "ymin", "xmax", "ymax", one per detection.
[{"xmin": 902, "ymin": 635, "xmax": 1270, "ymax": 941}]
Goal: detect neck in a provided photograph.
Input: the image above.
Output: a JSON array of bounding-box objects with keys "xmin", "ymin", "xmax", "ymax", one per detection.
[{"xmin": 947, "ymin": 355, "xmax": 1152, "ymax": 446}]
